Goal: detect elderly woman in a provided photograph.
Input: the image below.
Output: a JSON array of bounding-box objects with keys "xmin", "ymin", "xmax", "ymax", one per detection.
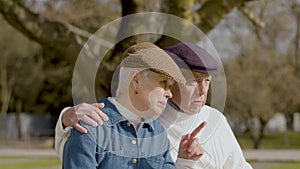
[{"xmin": 62, "ymin": 43, "xmax": 186, "ymax": 169}]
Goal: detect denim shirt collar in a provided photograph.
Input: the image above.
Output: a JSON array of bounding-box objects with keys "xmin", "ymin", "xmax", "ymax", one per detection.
[{"xmin": 99, "ymin": 97, "xmax": 155, "ymax": 131}]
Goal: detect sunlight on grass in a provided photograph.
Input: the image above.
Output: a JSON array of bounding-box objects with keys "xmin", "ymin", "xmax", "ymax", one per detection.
[
  {"xmin": 237, "ymin": 131, "xmax": 300, "ymax": 149},
  {"xmin": 267, "ymin": 162, "xmax": 300, "ymax": 169}
]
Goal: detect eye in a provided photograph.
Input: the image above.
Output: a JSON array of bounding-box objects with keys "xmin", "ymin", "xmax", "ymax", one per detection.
[
  {"xmin": 204, "ymin": 78, "xmax": 211, "ymax": 85},
  {"xmin": 160, "ymin": 80, "xmax": 173, "ymax": 89},
  {"xmin": 186, "ymin": 78, "xmax": 197, "ymax": 85},
  {"xmin": 161, "ymin": 80, "xmax": 168, "ymax": 87}
]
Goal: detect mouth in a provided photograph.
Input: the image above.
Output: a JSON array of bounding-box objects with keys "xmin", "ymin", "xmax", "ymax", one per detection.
[
  {"xmin": 158, "ymin": 101, "xmax": 167, "ymax": 107},
  {"xmin": 193, "ymin": 100, "xmax": 203, "ymax": 104}
]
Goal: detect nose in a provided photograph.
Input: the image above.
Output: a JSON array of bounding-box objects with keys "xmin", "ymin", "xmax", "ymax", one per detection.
[
  {"xmin": 197, "ymin": 81, "xmax": 207, "ymax": 95},
  {"xmin": 164, "ymin": 89, "xmax": 173, "ymax": 99}
]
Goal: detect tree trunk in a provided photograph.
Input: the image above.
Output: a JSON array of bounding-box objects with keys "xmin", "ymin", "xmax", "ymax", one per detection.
[
  {"xmin": 250, "ymin": 117, "xmax": 266, "ymax": 149},
  {"xmin": 255, "ymin": 124, "xmax": 264, "ymax": 149},
  {"xmin": 283, "ymin": 113, "xmax": 293, "ymax": 148},
  {"xmin": 292, "ymin": 2, "xmax": 300, "ymax": 76},
  {"xmin": 155, "ymin": 0, "xmax": 194, "ymax": 47},
  {"xmin": 16, "ymin": 99, "xmax": 22, "ymax": 140},
  {"xmin": 0, "ymin": 61, "xmax": 15, "ymax": 140}
]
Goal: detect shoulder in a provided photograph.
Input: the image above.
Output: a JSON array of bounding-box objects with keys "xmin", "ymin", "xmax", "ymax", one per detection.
[
  {"xmin": 200, "ymin": 105, "xmax": 229, "ymax": 142},
  {"xmin": 202, "ymin": 105, "xmax": 223, "ymax": 115},
  {"xmin": 67, "ymin": 127, "xmax": 96, "ymax": 148},
  {"xmin": 98, "ymin": 97, "xmax": 119, "ymax": 117},
  {"xmin": 79, "ymin": 98, "xmax": 119, "ymax": 140},
  {"xmin": 202, "ymin": 105, "xmax": 227, "ymax": 123}
]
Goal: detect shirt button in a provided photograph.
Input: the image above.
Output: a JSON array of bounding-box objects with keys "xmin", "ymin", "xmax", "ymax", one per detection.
[
  {"xmin": 132, "ymin": 159, "xmax": 137, "ymax": 164},
  {"xmin": 127, "ymin": 122, "xmax": 131, "ymax": 126},
  {"xmin": 131, "ymin": 140, "xmax": 136, "ymax": 145}
]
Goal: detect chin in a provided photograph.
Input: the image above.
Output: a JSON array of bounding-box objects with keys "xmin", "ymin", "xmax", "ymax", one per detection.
[
  {"xmin": 185, "ymin": 106, "xmax": 202, "ymax": 115},
  {"xmin": 153, "ymin": 108, "xmax": 164, "ymax": 116},
  {"xmin": 185, "ymin": 110, "xmax": 199, "ymax": 115}
]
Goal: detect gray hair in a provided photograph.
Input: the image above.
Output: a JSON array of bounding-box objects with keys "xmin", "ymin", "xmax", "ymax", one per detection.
[{"xmin": 115, "ymin": 67, "xmax": 150, "ymax": 98}]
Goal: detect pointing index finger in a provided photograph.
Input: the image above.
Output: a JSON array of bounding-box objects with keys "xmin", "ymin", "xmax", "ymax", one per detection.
[{"xmin": 190, "ymin": 121, "xmax": 206, "ymax": 138}]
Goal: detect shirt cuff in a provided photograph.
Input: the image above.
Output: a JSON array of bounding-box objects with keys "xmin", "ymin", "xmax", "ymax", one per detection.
[
  {"xmin": 175, "ymin": 157, "xmax": 198, "ymax": 169},
  {"xmin": 56, "ymin": 107, "xmax": 73, "ymax": 134},
  {"xmin": 55, "ymin": 107, "xmax": 73, "ymax": 160}
]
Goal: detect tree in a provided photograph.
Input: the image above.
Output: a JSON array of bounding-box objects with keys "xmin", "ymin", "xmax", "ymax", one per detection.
[
  {"xmin": 223, "ymin": 0, "xmax": 300, "ymax": 148},
  {"xmin": 225, "ymin": 43, "xmax": 277, "ymax": 149},
  {"xmin": 0, "ymin": 0, "xmax": 253, "ymax": 100},
  {"xmin": 0, "ymin": 15, "xmax": 40, "ymax": 139}
]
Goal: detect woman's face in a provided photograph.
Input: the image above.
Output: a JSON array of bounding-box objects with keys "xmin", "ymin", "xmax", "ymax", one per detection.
[{"xmin": 133, "ymin": 70, "xmax": 174, "ymax": 119}]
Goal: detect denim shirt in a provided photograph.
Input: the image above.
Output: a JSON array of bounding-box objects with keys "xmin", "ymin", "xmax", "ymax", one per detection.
[{"xmin": 63, "ymin": 98, "xmax": 174, "ymax": 169}]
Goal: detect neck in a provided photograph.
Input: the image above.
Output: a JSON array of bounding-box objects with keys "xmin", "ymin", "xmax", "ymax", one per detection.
[
  {"xmin": 110, "ymin": 97, "xmax": 141, "ymax": 129},
  {"xmin": 117, "ymin": 93, "xmax": 137, "ymax": 114}
]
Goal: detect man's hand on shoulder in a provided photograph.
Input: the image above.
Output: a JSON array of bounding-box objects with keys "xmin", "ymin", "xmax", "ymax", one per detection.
[{"xmin": 62, "ymin": 103, "xmax": 108, "ymax": 133}]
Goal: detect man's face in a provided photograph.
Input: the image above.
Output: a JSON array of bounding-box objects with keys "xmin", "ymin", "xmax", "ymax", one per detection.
[
  {"xmin": 134, "ymin": 71, "xmax": 174, "ymax": 119},
  {"xmin": 170, "ymin": 71, "xmax": 211, "ymax": 115}
]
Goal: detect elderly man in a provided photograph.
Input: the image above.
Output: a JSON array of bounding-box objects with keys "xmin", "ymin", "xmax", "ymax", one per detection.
[{"xmin": 55, "ymin": 42, "xmax": 252, "ymax": 169}]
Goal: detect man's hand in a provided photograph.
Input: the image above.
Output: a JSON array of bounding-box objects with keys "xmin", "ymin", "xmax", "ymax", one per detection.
[
  {"xmin": 61, "ymin": 103, "xmax": 108, "ymax": 134},
  {"xmin": 177, "ymin": 121, "xmax": 206, "ymax": 160}
]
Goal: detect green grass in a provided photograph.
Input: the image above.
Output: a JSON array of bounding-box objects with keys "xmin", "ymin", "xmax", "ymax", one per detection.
[
  {"xmin": 236, "ymin": 131, "xmax": 300, "ymax": 149},
  {"xmin": 267, "ymin": 162, "xmax": 300, "ymax": 169},
  {"xmin": 0, "ymin": 156, "xmax": 61, "ymax": 169}
]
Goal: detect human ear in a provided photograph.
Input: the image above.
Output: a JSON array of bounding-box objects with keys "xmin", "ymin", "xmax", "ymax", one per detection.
[{"xmin": 130, "ymin": 71, "xmax": 140, "ymax": 91}]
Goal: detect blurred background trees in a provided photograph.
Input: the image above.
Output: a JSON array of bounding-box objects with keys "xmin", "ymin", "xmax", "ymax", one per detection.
[
  {"xmin": 0, "ymin": 0, "xmax": 299, "ymax": 149},
  {"xmin": 220, "ymin": 0, "xmax": 300, "ymax": 148}
]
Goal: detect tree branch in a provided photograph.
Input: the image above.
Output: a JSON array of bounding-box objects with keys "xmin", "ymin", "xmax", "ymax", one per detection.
[
  {"xmin": 195, "ymin": 0, "xmax": 255, "ymax": 34},
  {"xmin": 0, "ymin": 0, "xmax": 85, "ymax": 64},
  {"xmin": 238, "ymin": 5, "xmax": 266, "ymax": 29}
]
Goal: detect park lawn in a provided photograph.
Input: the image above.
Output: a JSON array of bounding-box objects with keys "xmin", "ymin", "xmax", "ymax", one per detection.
[
  {"xmin": 0, "ymin": 156, "xmax": 61, "ymax": 169},
  {"xmin": 267, "ymin": 162, "xmax": 300, "ymax": 169},
  {"xmin": 1, "ymin": 132, "xmax": 299, "ymax": 169},
  {"xmin": 236, "ymin": 131, "xmax": 300, "ymax": 149}
]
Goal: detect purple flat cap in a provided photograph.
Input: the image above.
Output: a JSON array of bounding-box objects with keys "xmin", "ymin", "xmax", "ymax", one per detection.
[{"xmin": 164, "ymin": 43, "xmax": 218, "ymax": 74}]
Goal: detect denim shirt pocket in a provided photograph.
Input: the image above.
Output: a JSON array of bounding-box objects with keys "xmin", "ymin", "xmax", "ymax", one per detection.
[
  {"xmin": 139, "ymin": 155, "xmax": 166, "ymax": 169},
  {"xmin": 96, "ymin": 150, "xmax": 127, "ymax": 169}
]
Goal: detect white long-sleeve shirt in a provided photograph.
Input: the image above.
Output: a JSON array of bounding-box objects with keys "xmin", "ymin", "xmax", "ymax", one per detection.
[{"xmin": 55, "ymin": 103, "xmax": 252, "ymax": 169}]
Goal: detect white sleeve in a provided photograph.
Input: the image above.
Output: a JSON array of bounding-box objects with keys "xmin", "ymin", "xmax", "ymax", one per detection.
[
  {"xmin": 175, "ymin": 158, "xmax": 198, "ymax": 169},
  {"xmin": 55, "ymin": 107, "xmax": 72, "ymax": 161}
]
